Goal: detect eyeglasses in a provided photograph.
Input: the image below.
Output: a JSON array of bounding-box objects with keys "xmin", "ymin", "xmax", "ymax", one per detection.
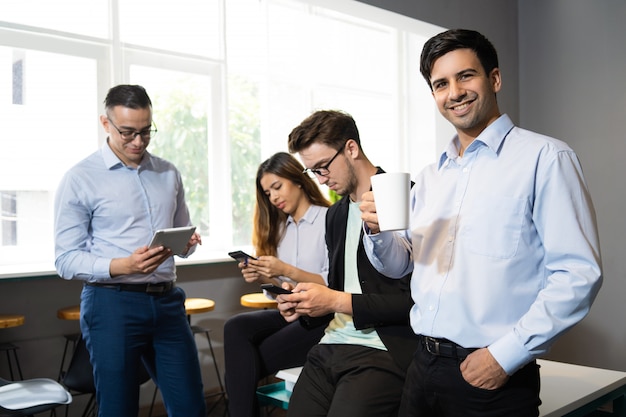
[
  {"xmin": 107, "ymin": 118, "xmax": 157, "ymax": 141},
  {"xmin": 303, "ymin": 143, "xmax": 345, "ymax": 178}
]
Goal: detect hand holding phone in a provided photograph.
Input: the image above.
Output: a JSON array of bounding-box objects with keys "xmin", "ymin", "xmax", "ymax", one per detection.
[
  {"xmin": 228, "ymin": 250, "xmax": 258, "ymax": 265},
  {"xmin": 261, "ymin": 283, "xmax": 293, "ymax": 295}
]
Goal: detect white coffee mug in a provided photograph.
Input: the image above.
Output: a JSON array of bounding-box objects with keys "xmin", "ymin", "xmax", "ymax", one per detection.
[{"xmin": 370, "ymin": 172, "xmax": 410, "ymax": 231}]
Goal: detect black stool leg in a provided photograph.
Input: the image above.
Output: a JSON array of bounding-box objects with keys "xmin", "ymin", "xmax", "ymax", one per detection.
[
  {"xmin": 190, "ymin": 325, "xmax": 228, "ymax": 416},
  {"xmin": 1, "ymin": 342, "xmax": 23, "ymax": 380},
  {"xmin": 148, "ymin": 384, "xmax": 159, "ymax": 417}
]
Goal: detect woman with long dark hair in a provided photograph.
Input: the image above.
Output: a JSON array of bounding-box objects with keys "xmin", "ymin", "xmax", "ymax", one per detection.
[{"xmin": 224, "ymin": 152, "xmax": 330, "ymax": 417}]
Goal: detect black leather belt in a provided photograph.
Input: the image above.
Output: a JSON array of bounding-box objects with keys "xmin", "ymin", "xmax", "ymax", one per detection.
[
  {"xmin": 86, "ymin": 281, "xmax": 174, "ymax": 294},
  {"xmin": 419, "ymin": 335, "xmax": 476, "ymax": 359}
]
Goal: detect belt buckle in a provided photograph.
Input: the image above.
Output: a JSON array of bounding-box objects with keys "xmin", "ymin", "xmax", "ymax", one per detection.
[
  {"xmin": 145, "ymin": 284, "xmax": 165, "ymax": 294},
  {"xmin": 425, "ymin": 336, "xmax": 440, "ymax": 355}
]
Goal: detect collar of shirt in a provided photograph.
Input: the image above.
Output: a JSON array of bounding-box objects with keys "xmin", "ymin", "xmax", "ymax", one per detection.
[
  {"xmin": 101, "ymin": 140, "xmax": 154, "ymax": 171},
  {"xmin": 438, "ymin": 114, "xmax": 515, "ymax": 170},
  {"xmin": 285, "ymin": 204, "xmax": 325, "ymax": 227}
]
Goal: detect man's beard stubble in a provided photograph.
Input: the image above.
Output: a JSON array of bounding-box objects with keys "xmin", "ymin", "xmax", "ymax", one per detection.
[{"xmin": 336, "ymin": 161, "xmax": 358, "ymax": 198}]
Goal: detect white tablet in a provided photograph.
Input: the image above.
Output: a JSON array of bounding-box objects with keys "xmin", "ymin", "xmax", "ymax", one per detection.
[{"xmin": 148, "ymin": 226, "xmax": 196, "ymax": 256}]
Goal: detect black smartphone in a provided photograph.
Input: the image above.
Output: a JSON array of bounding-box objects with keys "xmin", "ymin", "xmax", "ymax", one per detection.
[
  {"xmin": 261, "ymin": 283, "xmax": 293, "ymax": 295},
  {"xmin": 228, "ymin": 250, "xmax": 258, "ymax": 264}
]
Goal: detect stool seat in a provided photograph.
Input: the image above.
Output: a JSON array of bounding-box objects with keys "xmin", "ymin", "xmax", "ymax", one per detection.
[
  {"xmin": 0, "ymin": 315, "xmax": 25, "ymax": 329},
  {"xmin": 0, "ymin": 377, "xmax": 72, "ymax": 414},
  {"xmin": 57, "ymin": 306, "xmax": 80, "ymax": 321},
  {"xmin": 184, "ymin": 298, "xmax": 215, "ymax": 315},
  {"xmin": 240, "ymin": 293, "xmax": 278, "ymax": 309}
]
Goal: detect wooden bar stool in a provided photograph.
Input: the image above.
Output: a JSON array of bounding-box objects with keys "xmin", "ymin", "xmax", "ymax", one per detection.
[
  {"xmin": 57, "ymin": 306, "xmax": 80, "ymax": 321},
  {"xmin": 183, "ymin": 298, "xmax": 226, "ymax": 415},
  {"xmin": 0, "ymin": 314, "xmax": 25, "ymax": 380},
  {"xmin": 55, "ymin": 306, "xmax": 81, "ymax": 383},
  {"xmin": 148, "ymin": 298, "xmax": 226, "ymax": 416},
  {"xmin": 240, "ymin": 293, "xmax": 278, "ymax": 309},
  {"xmin": 57, "ymin": 305, "xmax": 158, "ymax": 417}
]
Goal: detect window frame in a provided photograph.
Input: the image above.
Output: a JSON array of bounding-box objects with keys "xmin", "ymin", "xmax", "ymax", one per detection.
[{"xmin": 0, "ymin": 0, "xmax": 448, "ymax": 279}]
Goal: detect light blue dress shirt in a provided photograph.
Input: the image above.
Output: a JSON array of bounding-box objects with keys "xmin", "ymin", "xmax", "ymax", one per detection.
[
  {"xmin": 274, "ymin": 204, "xmax": 329, "ymax": 286},
  {"xmin": 364, "ymin": 114, "xmax": 602, "ymax": 374},
  {"xmin": 54, "ymin": 141, "xmax": 193, "ymax": 283}
]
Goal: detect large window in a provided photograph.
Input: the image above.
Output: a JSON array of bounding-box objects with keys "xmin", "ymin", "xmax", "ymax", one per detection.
[{"xmin": 0, "ymin": 0, "xmax": 445, "ymax": 277}]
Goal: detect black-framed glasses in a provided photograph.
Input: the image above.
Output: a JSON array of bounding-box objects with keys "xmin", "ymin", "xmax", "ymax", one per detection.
[
  {"xmin": 303, "ymin": 143, "xmax": 345, "ymax": 178},
  {"xmin": 107, "ymin": 118, "xmax": 157, "ymax": 141}
]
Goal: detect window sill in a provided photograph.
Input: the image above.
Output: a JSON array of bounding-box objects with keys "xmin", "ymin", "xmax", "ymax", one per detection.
[{"xmin": 0, "ymin": 249, "xmax": 241, "ymax": 281}]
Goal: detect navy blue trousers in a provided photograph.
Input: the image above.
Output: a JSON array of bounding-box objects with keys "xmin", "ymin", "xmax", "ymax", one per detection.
[{"xmin": 80, "ymin": 285, "xmax": 206, "ymax": 417}]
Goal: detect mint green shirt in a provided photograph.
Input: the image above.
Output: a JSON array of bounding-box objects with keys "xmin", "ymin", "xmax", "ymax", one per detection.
[{"xmin": 320, "ymin": 199, "xmax": 385, "ymax": 350}]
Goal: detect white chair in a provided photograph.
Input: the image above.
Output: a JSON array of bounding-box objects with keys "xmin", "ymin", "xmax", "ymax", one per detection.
[{"xmin": 0, "ymin": 377, "xmax": 71, "ymax": 416}]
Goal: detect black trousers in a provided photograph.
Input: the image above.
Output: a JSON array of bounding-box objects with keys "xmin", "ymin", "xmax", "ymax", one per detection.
[
  {"xmin": 224, "ymin": 310, "xmax": 324, "ymax": 417},
  {"xmin": 287, "ymin": 344, "xmax": 406, "ymax": 417},
  {"xmin": 399, "ymin": 341, "xmax": 541, "ymax": 417}
]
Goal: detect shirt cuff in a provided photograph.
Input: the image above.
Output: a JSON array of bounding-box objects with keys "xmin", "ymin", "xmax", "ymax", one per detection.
[
  {"xmin": 488, "ymin": 331, "xmax": 534, "ymax": 375},
  {"xmin": 362, "ymin": 229, "xmax": 400, "ymax": 272},
  {"xmin": 92, "ymin": 257, "xmax": 113, "ymax": 280}
]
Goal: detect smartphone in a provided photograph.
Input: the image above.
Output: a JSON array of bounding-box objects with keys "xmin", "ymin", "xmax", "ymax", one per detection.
[
  {"xmin": 261, "ymin": 283, "xmax": 293, "ymax": 295},
  {"xmin": 228, "ymin": 250, "xmax": 258, "ymax": 264}
]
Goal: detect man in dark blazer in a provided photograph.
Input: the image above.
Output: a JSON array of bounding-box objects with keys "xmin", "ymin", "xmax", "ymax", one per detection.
[{"xmin": 276, "ymin": 109, "xmax": 418, "ymax": 417}]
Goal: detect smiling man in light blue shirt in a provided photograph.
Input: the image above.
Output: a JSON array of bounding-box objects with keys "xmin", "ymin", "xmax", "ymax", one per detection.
[{"xmin": 361, "ymin": 29, "xmax": 602, "ymax": 417}]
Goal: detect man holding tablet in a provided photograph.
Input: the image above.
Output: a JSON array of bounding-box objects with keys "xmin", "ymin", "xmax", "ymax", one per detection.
[{"xmin": 54, "ymin": 84, "xmax": 205, "ymax": 417}]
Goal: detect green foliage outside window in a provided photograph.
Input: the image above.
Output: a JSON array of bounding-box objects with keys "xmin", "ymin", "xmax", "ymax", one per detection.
[{"xmin": 148, "ymin": 89, "xmax": 210, "ymax": 235}]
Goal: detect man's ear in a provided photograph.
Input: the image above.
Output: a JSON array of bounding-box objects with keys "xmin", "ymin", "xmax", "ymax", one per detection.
[
  {"xmin": 100, "ymin": 115, "xmax": 110, "ymax": 133},
  {"xmin": 490, "ymin": 67, "xmax": 502, "ymax": 93},
  {"xmin": 345, "ymin": 139, "xmax": 360, "ymax": 159}
]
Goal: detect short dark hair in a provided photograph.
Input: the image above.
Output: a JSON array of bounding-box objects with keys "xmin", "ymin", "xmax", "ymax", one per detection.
[
  {"xmin": 104, "ymin": 84, "xmax": 152, "ymax": 114},
  {"xmin": 420, "ymin": 29, "xmax": 499, "ymax": 90},
  {"xmin": 288, "ymin": 110, "xmax": 361, "ymax": 153}
]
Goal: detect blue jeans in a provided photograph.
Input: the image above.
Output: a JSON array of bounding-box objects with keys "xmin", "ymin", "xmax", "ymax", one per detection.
[{"xmin": 80, "ymin": 284, "xmax": 206, "ymax": 417}]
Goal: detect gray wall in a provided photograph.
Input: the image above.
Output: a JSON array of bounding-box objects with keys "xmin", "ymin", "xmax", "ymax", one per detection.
[
  {"xmin": 517, "ymin": 0, "xmax": 626, "ymax": 370},
  {"xmin": 358, "ymin": 0, "xmax": 626, "ymax": 371}
]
